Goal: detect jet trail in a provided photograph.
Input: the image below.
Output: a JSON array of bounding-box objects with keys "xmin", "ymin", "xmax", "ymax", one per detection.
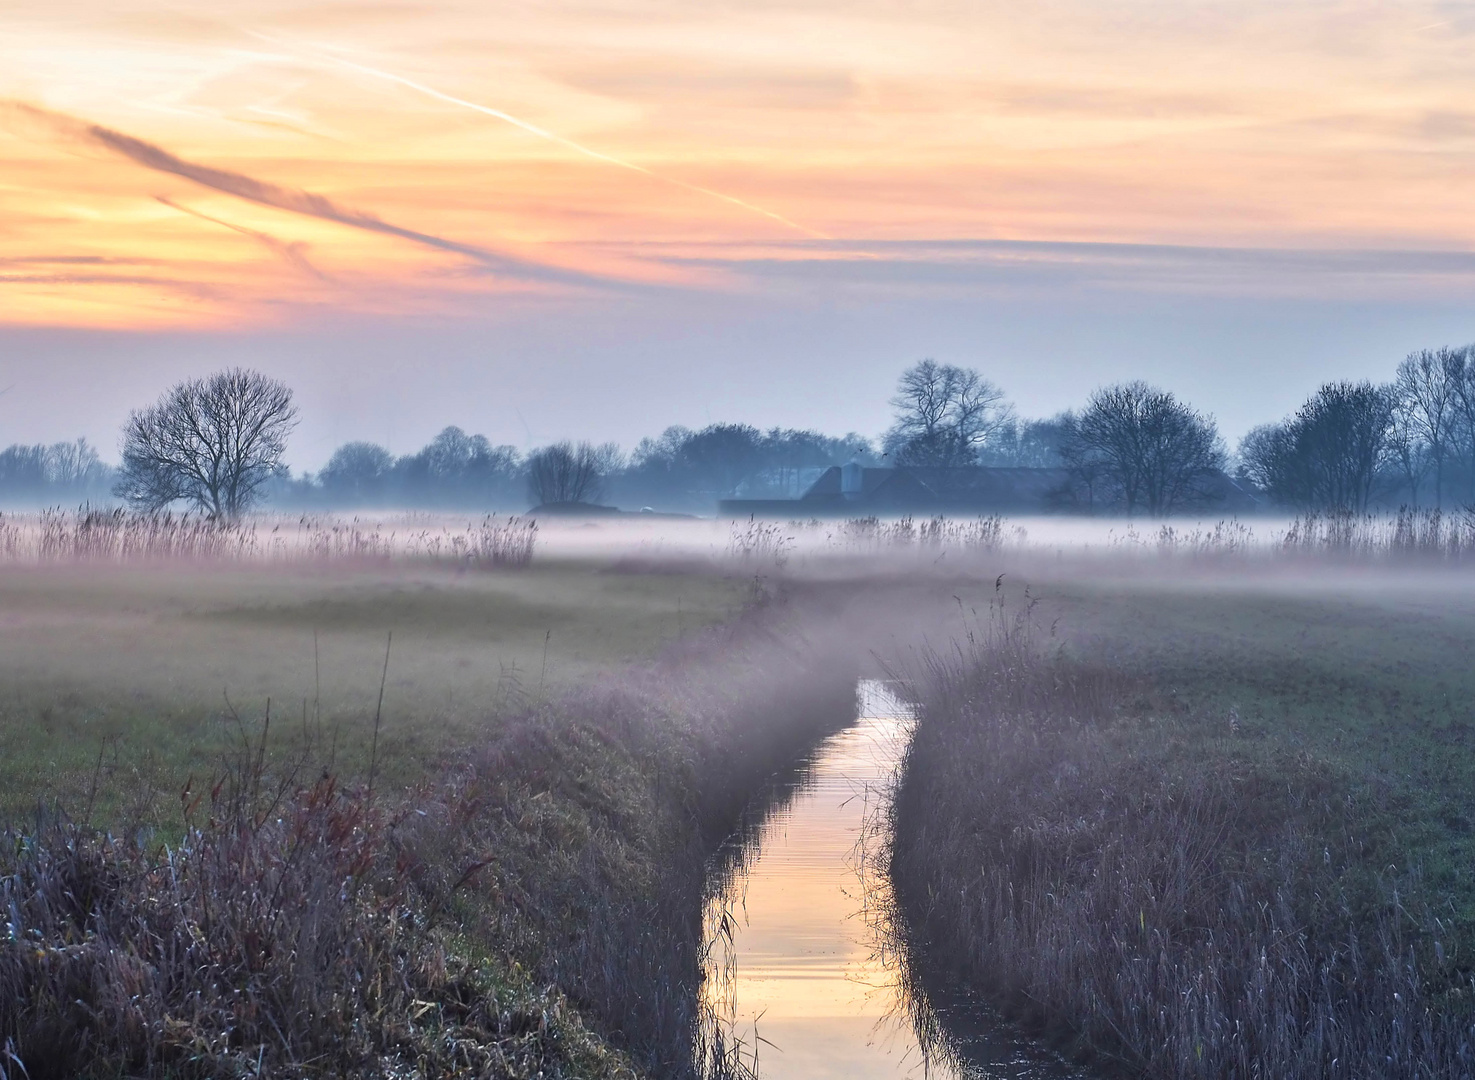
[
  {"xmin": 248, "ymin": 32, "xmax": 830, "ymax": 240},
  {"xmin": 156, "ymin": 196, "xmax": 328, "ymax": 279},
  {"xmin": 2, "ymin": 100, "xmax": 614, "ymax": 288}
]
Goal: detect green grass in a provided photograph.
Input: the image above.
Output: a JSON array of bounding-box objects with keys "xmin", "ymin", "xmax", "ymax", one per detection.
[
  {"xmin": 0, "ymin": 559, "xmax": 747, "ymax": 824},
  {"xmin": 1026, "ymin": 572, "xmax": 1475, "ymax": 925}
]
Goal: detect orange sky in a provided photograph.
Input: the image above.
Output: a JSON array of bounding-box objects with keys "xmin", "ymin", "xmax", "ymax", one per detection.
[{"xmin": 4, "ymin": 0, "xmax": 1475, "ymax": 330}]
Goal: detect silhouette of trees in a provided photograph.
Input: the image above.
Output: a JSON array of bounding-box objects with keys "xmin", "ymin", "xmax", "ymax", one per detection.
[
  {"xmin": 1059, "ymin": 382, "xmax": 1224, "ymax": 516},
  {"xmin": 1392, "ymin": 347, "xmax": 1466, "ymax": 507},
  {"xmin": 0, "ymin": 439, "xmax": 111, "ymax": 504},
  {"xmin": 394, "ymin": 427, "xmax": 522, "ymax": 507},
  {"xmin": 527, "ymin": 441, "xmax": 618, "ymax": 506},
  {"xmin": 1238, "ymin": 381, "xmax": 1395, "ymax": 512},
  {"xmin": 1446, "ymin": 349, "xmax": 1475, "ymax": 503},
  {"xmin": 1237, "ymin": 422, "xmax": 1301, "ymax": 503},
  {"xmin": 670, "ymin": 424, "xmax": 766, "ymax": 500},
  {"xmin": 319, "ymin": 442, "xmax": 394, "ymax": 504},
  {"xmin": 884, "ymin": 360, "xmax": 1013, "ymax": 468},
  {"xmin": 18, "ymin": 343, "xmax": 1475, "ymax": 518},
  {"xmin": 115, "ymin": 369, "xmax": 297, "ymax": 518},
  {"xmin": 977, "ymin": 414, "xmax": 1073, "ymax": 468},
  {"xmin": 615, "ymin": 424, "xmax": 868, "ymax": 508}
]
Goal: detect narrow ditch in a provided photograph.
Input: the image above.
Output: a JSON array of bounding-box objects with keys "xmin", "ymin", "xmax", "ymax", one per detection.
[{"xmin": 699, "ymin": 679, "xmax": 1089, "ymax": 1079}]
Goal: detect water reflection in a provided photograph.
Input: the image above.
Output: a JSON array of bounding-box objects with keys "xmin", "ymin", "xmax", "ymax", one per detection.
[{"xmin": 701, "ymin": 680, "xmax": 1082, "ymax": 1080}]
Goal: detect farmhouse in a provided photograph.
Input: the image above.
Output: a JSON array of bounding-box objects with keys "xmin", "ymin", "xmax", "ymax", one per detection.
[
  {"xmin": 718, "ymin": 460, "xmax": 1260, "ymax": 517},
  {"xmin": 718, "ymin": 462, "xmax": 1072, "ymax": 517}
]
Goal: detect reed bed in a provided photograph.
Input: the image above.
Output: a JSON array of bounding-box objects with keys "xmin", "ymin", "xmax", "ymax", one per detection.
[
  {"xmin": 723, "ymin": 514, "xmax": 1014, "ymax": 568},
  {"xmin": 760, "ymin": 507, "xmax": 1475, "ymax": 567},
  {"xmin": 888, "ymin": 590, "xmax": 1475, "ymax": 1078},
  {"xmin": 0, "ymin": 581, "xmax": 856, "ymax": 1080},
  {"xmin": 1113, "ymin": 507, "xmax": 1475, "ymax": 564},
  {"xmin": 0, "ymin": 508, "xmax": 537, "ymax": 569},
  {"xmin": 823, "ymin": 514, "xmax": 1010, "ymax": 552}
]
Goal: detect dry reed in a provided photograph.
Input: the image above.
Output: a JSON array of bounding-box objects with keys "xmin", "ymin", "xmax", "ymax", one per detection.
[{"xmin": 0, "ymin": 508, "xmax": 538, "ymax": 569}]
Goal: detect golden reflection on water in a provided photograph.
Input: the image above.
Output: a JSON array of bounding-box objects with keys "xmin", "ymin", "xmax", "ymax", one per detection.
[{"xmin": 702, "ymin": 680, "xmax": 955, "ymax": 1079}]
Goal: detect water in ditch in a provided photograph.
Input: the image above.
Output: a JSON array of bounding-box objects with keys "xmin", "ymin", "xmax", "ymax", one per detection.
[{"xmin": 701, "ymin": 679, "xmax": 1086, "ymax": 1079}]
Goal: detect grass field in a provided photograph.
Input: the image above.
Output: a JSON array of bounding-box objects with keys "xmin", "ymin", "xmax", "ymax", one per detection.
[
  {"xmin": 0, "ymin": 549, "xmax": 861, "ymax": 1079},
  {"xmin": 1041, "ymin": 569, "xmax": 1475, "ymax": 918},
  {"xmin": 10, "ymin": 526, "xmax": 1475, "ymax": 1077},
  {"xmin": 0, "ymin": 559, "xmax": 747, "ymax": 823},
  {"xmin": 890, "ymin": 560, "xmax": 1475, "ymax": 1077}
]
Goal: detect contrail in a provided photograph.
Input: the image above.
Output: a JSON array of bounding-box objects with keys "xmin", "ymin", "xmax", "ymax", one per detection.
[
  {"xmin": 246, "ymin": 31, "xmax": 830, "ymax": 240},
  {"xmin": 2, "ymin": 101, "xmax": 613, "ymax": 288},
  {"xmin": 156, "ymin": 195, "xmax": 329, "ymax": 279}
]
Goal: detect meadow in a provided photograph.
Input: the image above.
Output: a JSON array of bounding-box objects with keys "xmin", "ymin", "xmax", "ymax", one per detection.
[
  {"xmin": 7, "ymin": 508, "xmax": 1475, "ymax": 1078},
  {"xmin": 890, "ymin": 562, "xmax": 1475, "ymax": 1078},
  {"xmin": 0, "ymin": 519, "xmax": 865, "ymax": 1079},
  {"xmin": 0, "ymin": 554, "xmax": 748, "ymax": 824}
]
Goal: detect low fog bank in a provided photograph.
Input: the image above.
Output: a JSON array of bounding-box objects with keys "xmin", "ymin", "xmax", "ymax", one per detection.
[{"xmin": 8, "ymin": 506, "xmax": 1475, "ymax": 570}]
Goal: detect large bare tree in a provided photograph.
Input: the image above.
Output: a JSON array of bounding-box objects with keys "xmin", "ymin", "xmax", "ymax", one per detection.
[
  {"xmin": 884, "ymin": 359, "xmax": 1013, "ymax": 467},
  {"xmin": 114, "ymin": 368, "xmax": 298, "ymax": 518},
  {"xmin": 1061, "ymin": 382, "xmax": 1224, "ymax": 516}
]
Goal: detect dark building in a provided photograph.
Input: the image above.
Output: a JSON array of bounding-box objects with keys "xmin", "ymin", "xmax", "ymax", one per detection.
[
  {"xmin": 718, "ymin": 461, "xmax": 1259, "ymax": 517},
  {"xmin": 720, "ymin": 462, "xmax": 1067, "ymax": 517}
]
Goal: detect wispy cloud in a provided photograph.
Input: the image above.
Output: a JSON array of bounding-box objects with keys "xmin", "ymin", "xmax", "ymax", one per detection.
[
  {"xmin": 246, "ymin": 32, "xmax": 831, "ymax": 240},
  {"xmin": 622, "ymin": 237, "xmax": 1475, "ymax": 301},
  {"xmin": 1, "ymin": 101, "xmax": 613, "ymax": 289},
  {"xmin": 155, "ymin": 195, "xmax": 328, "ymax": 280}
]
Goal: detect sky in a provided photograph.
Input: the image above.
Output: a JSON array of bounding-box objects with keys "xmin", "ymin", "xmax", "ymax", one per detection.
[{"xmin": 1, "ymin": 0, "xmax": 1473, "ymax": 468}]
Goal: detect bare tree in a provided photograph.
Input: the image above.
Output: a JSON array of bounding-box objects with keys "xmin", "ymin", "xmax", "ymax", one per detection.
[
  {"xmin": 1245, "ymin": 382, "xmax": 1394, "ymax": 512},
  {"xmin": 1387, "ymin": 406, "xmax": 1436, "ymax": 507},
  {"xmin": 527, "ymin": 441, "xmax": 617, "ymax": 506},
  {"xmin": 1393, "ymin": 347, "xmax": 1465, "ymax": 507},
  {"xmin": 45, "ymin": 439, "xmax": 108, "ymax": 490},
  {"xmin": 1238, "ymin": 423, "xmax": 1295, "ymax": 498},
  {"xmin": 115, "ymin": 368, "xmax": 298, "ymax": 518},
  {"xmin": 884, "ymin": 359, "xmax": 1013, "ymax": 467},
  {"xmin": 1061, "ymin": 382, "xmax": 1224, "ymax": 516},
  {"xmin": 1448, "ymin": 346, "xmax": 1475, "ymax": 501},
  {"xmin": 1294, "ymin": 381, "xmax": 1395, "ymax": 512}
]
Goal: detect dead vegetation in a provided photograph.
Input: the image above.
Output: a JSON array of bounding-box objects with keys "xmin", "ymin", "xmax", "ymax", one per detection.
[
  {"xmin": 0, "ymin": 582, "xmax": 857, "ymax": 1079},
  {"xmin": 0, "ymin": 508, "xmax": 538, "ymax": 569}
]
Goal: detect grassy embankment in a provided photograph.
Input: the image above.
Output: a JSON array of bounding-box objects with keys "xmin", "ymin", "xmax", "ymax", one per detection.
[
  {"xmin": 0, "ymin": 555, "xmax": 859, "ymax": 1078},
  {"xmin": 891, "ymin": 567, "xmax": 1475, "ymax": 1078}
]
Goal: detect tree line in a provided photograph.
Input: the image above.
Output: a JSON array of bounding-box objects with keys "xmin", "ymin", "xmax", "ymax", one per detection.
[
  {"xmin": 2, "ymin": 345, "xmax": 1472, "ymax": 517},
  {"xmin": 878, "ymin": 350, "xmax": 1475, "ymax": 515},
  {"xmin": 0, "ymin": 439, "xmax": 113, "ymax": 505}
]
